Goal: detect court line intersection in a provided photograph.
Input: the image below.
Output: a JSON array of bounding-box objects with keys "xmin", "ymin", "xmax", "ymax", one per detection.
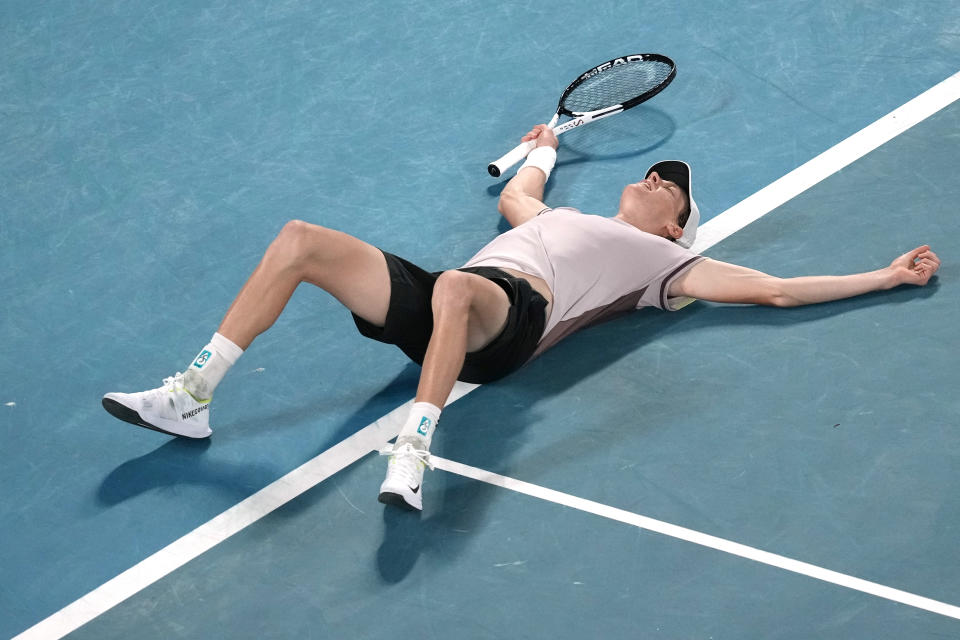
[{"xmin": 15, "ymin": 70, "xmax": 960, "ymax": 640}]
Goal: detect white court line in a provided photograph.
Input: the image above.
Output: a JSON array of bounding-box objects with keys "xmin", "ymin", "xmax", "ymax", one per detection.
[
  {"xmin": 14, "ymin": 70, "xmax": 960, "ymax": 640},
  {"xmin": 14, "ymin": 385, "xmax": 480, "ymax": 640},
  {"xmin": 690, "ymin": 71, "xmax": 960, "ymax": 254},
  {"xmin": 432, "ymin": 456, "xmax": 960, "ymax": 620}
]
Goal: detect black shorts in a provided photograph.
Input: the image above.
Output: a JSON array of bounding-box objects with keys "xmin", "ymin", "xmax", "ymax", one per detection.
[{"xmin": 352, "ymin": 251, "xmax": 548, "ymax": 384}]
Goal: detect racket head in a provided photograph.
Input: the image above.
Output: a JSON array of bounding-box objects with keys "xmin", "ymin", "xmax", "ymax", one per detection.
[{"xmin": 557, "ymin": 53, "xmax": 676, "ymax": 116}]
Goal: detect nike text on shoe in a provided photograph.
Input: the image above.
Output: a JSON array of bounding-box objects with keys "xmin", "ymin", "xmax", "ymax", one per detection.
[
  {"xmin": 378, "ymin": 440, "xmax": 433, "ymax": 511},
  {"xmin": 102, "ymin": 372, "xmax": 212, "ymax": 439}
]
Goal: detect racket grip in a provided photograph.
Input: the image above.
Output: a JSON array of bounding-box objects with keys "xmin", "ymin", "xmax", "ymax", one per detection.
[{"xmin": 487, "ymin": 139, "xmax": 537, "ymax": 177}]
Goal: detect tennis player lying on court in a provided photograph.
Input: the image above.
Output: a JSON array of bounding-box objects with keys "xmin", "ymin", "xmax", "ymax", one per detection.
[{"xmin": 102, "ymin": 124, "xmax": 941, "ymax": 511}]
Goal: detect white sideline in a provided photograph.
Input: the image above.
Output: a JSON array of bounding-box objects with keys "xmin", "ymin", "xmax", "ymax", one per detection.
[
  {"xmin": 14, "ymin": 70, "xmax": 960, "ymax": 639},
  {"xmin": 432, "ymin": 456, "xmax": 960, "ymax": 620},
  {"xmin": 691, "ymin": 72, "xmax": 960, "ymax": 253}
]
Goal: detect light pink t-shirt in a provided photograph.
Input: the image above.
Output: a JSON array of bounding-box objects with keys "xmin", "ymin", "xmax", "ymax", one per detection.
[{"xmin": 462, "ymin": 207, "xmax": 704, "ymax": 357}]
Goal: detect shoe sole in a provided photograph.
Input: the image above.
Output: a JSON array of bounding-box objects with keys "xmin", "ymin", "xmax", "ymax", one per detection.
[
  {"xmin": 101, "ymin": 398, "xmax": 210, "ymax": 439},
  {"xmin": 378, "ymin": 490, "xmax": 421, "ymax": 511}
]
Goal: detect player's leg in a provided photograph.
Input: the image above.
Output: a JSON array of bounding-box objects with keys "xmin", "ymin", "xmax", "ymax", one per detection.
[
  {"xmin": 379, "ymin": 270, "xmax": 511, "ymax": 510},
  {"xmin": 416, "ymin": 270, "xmax": 511, "ymax": 407},
  {"xmin": 102, "ymin": 219, "xmax": 391, "ymax": 438},
  {"xmin": 217, "ymin": 219, "xmax": 390, "ymax": 350}
]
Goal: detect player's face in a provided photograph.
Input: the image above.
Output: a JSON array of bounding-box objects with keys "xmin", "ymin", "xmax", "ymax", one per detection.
[{"xmin": 619, "ymin": 172, "xmax": 688, "ymax": 230}]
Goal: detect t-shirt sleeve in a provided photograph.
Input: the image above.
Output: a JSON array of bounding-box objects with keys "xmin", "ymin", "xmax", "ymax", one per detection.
[
  {"xmin": 637, "ymin": 252, "xmax": 706, "ymax": 311},
  {"xmin": 538, "ymin": 206, "xmax": 582, "ymax": 217}
]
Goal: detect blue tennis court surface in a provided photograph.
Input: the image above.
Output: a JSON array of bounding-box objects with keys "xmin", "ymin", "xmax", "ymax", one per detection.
[{"xmin": 2, "ymin": 1, "xmax": 959, "ymax": 638}]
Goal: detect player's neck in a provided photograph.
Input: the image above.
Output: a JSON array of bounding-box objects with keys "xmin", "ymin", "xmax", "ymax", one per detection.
[
  {"xmin": 614, "ymin": 210, "xmax": 679, "ymax": 241},
  {"xmin": 614, "ymin": 210, "xmax": 659, "ymax": 235}
]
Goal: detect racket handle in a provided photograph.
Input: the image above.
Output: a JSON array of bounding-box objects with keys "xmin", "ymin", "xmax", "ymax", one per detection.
[{"xmin": 487, "ymin": 139, "xmax": 537, "ymax": 177}]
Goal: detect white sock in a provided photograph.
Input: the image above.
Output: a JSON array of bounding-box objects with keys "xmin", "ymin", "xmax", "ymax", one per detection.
[
  {"xmin": 182, "ymin": 332, "xmax": 244, "ymax": 401},
  {"xmin": 396, "ymin": 402, "xmax": 441, "ymax": 450}
]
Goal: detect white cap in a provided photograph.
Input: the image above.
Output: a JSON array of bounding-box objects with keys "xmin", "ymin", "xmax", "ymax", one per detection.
[{"xmin": 645, "ymin": 160, "xmax": 700, "ymax": 249}]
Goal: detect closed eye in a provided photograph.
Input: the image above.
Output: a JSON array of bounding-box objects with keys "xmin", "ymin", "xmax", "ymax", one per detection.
[{"xmin": 664, "ymin": 182, "xmax": 686, "ymax": 215}]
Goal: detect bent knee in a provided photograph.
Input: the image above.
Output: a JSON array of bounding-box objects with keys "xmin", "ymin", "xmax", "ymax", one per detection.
[
  {"xmin": 273, "ymin": 220, "xmax": 332, "ymax": 265},
  {"xmin": 432, "ymin": 270, "xmax": 478, "ymax": 310},
  {"xmin": 278, "ymin": 219, "xmax": 322, "ymax": 243}
]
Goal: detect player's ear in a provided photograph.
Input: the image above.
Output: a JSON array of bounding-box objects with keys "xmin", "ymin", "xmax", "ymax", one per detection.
[{"xmin": 665, "ymin": 222, "xmax": 684, "ymax": 240}]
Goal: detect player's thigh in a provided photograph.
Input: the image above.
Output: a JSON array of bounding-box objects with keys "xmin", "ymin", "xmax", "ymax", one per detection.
[
  {"xmin": 292, "ymin": 222, "xmax": 391, "ymax": 326},
  {"xmin": 434, "ymin": 270, "xmax": 511, "ymax": 352}
]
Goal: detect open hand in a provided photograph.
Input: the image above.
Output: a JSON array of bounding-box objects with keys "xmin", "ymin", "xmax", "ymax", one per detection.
[{"xmin": 889, "ymin": 245, "xmax": 940, "ymax": 286}]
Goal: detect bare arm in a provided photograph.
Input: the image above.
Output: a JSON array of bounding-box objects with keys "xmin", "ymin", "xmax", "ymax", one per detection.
[
  {"xmin": 497, "ymin": 125, "xmax": 559, "ymax": 227},
  {"xmin": 669, "ymin": 246, "xmax": 941, "ymax": 307}
]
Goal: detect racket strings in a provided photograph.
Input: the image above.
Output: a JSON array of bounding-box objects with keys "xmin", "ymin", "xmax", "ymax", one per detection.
[{"xmin": 562, "ymin": 61, "xmax": 674, "ymax": 114}]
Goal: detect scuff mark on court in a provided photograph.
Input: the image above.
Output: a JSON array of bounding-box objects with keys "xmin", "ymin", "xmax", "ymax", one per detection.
[{"xmin": 493, "ymin": 560, "xmax": 526, "ymax": 568}]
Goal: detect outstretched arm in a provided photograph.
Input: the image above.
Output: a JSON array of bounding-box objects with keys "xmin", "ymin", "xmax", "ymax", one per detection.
[
  {"xmin": 669, "ymin": 246, "xmax": 941, "ymax": 307},
  {"xmin": 497, "ymin": 124, "xmax": 559, "ymax": 227}
]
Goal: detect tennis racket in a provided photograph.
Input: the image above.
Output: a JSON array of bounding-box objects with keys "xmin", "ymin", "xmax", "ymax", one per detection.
[{"xmin": 487, "ymin": 53, "xmax": 676, "ymax": 177}]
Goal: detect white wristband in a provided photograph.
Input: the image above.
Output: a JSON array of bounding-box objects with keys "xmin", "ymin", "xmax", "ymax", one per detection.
[{"xmin": 518, "ymin": 146, "xmax": 557, "ymax": 181}]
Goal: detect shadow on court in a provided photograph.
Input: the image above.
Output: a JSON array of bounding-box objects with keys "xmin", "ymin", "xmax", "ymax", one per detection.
[
  {"xmin": 96, "ymin": 438, "xmax": 243, "ymax": 505},
  {"xmin": 558, "ymin": 106, "xmax": 678, "ymax": 169}
]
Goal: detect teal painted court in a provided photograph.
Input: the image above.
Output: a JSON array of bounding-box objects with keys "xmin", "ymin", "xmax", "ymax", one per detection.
[{"xmin": 2, "ymin": 1, "xmax": 959, "ymax": 637}]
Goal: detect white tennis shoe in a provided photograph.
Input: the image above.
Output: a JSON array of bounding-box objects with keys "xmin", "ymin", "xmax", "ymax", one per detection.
[
  {"xmin": 102, "ymin": 372, "xmax": 212, "ymax": 439},
  {"xmin": 378, "ymin": 439, "xmax": 433, "ymax": 511}
]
